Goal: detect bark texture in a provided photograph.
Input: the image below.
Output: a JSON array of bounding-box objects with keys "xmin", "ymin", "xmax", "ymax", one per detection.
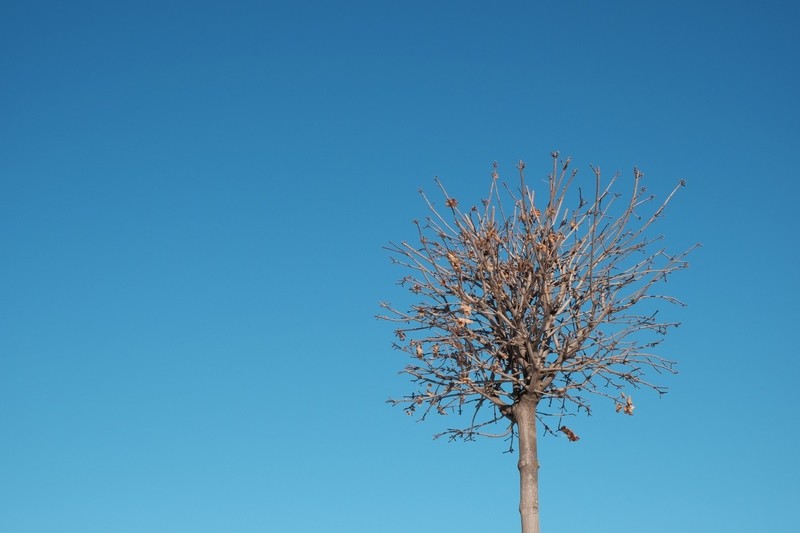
[{"xmin": 515, "ymin": 397, "xmax": 540, "ymax": 533}]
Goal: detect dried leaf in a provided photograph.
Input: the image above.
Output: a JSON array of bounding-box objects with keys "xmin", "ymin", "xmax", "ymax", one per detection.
[
  {"xmin": 616, "ymin": 394, "xmax": 635, "ymax": 415},
  {"xmin": 559, "ymin": 426, "xmax": 580, "ymax": 442},
  {"xmin": 624, "ymin": 395, "xmax": 635, "ymax": 416},
  {"xmin": 446, "ymin": 252, "xmax": 460, "ymax": 269}
]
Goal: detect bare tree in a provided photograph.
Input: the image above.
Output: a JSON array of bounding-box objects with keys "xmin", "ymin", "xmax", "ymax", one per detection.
[{"xmin": 379, "ymin": 152, "xmax": 696, "ymax": 533}]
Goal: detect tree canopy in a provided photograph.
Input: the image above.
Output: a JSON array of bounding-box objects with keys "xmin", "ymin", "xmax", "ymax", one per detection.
[{"xmin": 380, "ymin": 153, "xmax": 696, "ymax": 444}]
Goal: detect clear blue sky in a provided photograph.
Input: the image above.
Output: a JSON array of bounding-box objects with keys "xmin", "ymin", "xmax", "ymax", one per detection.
[{"xmin": 1, "ymin": 1, "xmax": 798, "ymax": 531}]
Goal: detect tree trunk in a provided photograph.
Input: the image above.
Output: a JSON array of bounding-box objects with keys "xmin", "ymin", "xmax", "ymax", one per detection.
[{"xmin": 515, "ymin": 396, "xmax": 540, "ymax": 533}]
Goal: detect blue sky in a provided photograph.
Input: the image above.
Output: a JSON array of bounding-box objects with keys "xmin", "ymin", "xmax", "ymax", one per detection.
[{"xmin": 1, "ymin": 1, "xmax": 798, "ymax": 531}]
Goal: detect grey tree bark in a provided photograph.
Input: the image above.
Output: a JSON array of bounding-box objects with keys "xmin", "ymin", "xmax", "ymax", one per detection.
[{"xmin": 515, "ymin": 396, "xmax": 540, "ymax": 533}]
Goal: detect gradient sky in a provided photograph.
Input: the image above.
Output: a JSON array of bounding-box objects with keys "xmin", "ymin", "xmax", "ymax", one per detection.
[{"xmin": 2, "ymin": 1, "xmax": 798, "ymax": 532}]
